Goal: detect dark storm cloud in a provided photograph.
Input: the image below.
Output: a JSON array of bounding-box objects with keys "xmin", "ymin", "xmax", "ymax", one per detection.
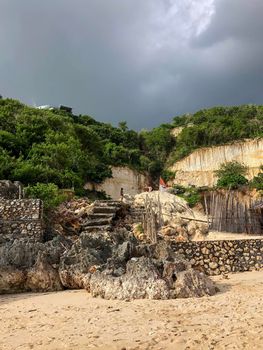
[{"xmin": 0, "ymin": 0, "xmax": 263, "ymax": 129}]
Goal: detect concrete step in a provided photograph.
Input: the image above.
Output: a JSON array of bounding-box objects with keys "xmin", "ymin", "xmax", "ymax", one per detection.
[
  {"xmin": 94, "ymin": 200, "xmax": 123, "ymax": 207},
  {"xmin": 93, "ymin": 206, "xmax": 118, "ymax": 214},
  {"xmin": 87, "ymin": 213, "xmax": 114, "ymax": 220},
  {"xmin": 83, "ymin": 217, "xmax": 112, "ymax": 227},
  {"xmin": 83, "ymin": 225, "xmax": 111, "ymax": 232}
]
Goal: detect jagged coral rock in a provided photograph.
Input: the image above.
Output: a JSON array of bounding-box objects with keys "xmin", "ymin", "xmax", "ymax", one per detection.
[
  {"xmin": 26, "ymin": 252, "xmax": 63, "ymax": 292},
  {"xmin": 90, "ymin": 257, "xmax": 170, "ymax": 300},
  {"xmin": 88, "ymin": 241, "xmax": 217, "ymax": 300},
  {"xmin": 174, "ymin": 269, "xmax": 218, "ymax": 298},
  {"xmin": 0, "ymin": 268, "xmax": 26, "ymax": 294},
  {"xmin": 0, "ymin": 237, "xmax": 70, "ymax": 293},
  {"xmin": 59, "ymin": 231, "xmax": 117, "ymax": 289}
]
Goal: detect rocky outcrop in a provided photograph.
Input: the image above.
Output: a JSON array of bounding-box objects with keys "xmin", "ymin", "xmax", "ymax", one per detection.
[
  {"xmin": 170, "ymin": 138, "xmax": 263, "ymax": 187},
  {"xmin": 59, "ymin": 231, "xmax": 115, "ymax": 289},
  {"xmin": 133, "ymin": 191, "xmax": 209, "ymax": 241},
  {"xmin": 58, "ymin": 227, "xmax": 137, "ymax": 289},
  {"xmin": 90, "ymin": 257, "xmax": 170, "ymax": 300},
  {"xmin": 0, "ymin": 196, "xmax": 217, "ymax": 299},
  {"xmin": 85, "ymin": 166, "xmax": 148, "ymax": 200},
  {"xmin": 88, "ymin": 240, "xmax": 217, "ymax": 300},
  {"xmin": 174, "ymin": 269, "xmax": 218, "ymax": 298},
  {"xmin": 0, "ymin": 237, "xmax": 71, "ymax": 294}
]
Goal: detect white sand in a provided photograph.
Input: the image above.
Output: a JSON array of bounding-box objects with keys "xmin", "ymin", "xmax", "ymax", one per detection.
[{"xmin": 1, "ymin": 271, "xmax": 263, "ymax": 350}]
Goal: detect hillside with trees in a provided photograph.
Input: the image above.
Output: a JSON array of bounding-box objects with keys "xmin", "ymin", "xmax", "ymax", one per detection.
[
  {"xmin": 1, "ymin": 98, "xmax": 263, "ymax": 200},
  {"xmin": 170, "ymin": 105, "xmax": 263, "ymax": 162},
  {"xmin": 0, "ymin": 98, "xmax": 173, "ymax": 195}
]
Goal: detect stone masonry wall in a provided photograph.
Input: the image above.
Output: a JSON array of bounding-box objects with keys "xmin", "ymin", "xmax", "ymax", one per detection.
[
  {"xmin": 0, "ymin": 199, "xmax": 43, "ymax": 241},
  {"xmin": 172, "ymin": 239, "xmax": 263, "ymax": 276},
  {"xmin": 0, "ymin": 199, "xmax": 42, "ymax": 220}
]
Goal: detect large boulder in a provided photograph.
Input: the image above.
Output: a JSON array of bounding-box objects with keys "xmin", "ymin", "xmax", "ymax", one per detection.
[
  {"xmin": 0, "ymin": 268, "xmax": 26, "ymax": 294},
  {"xmin": 88, "ymin": 240, "xmax": 217, "ymax": 300},
  {"xmin": 0, "ymin": 236, "xmax": 70, "ymax": 293},
  {"xmin": 25, "ymin": 252, "xmax": 63, "ymax": 292},
  {"xmin": 133, "ymin": 191, "xmax": 208, "ymax": 241},
  {"xmin": 90, "ymin": 257, "xmax": 170, "ymax": 300},
  {"xmin": 59, "ymin": 229, "xmax": 136, "ymax": 289},
  {"xmin": 134, "ymin": 191, "xmax": 190, "ymax": 223},
  {"xmin": 174, "ymin": 269, "xmax": 218, "ymax": 298}
]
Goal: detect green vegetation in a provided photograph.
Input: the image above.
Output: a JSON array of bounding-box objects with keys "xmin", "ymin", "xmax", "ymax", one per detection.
[
  {"xmin": 172, "ymin": 184, "xmax": 201, "ymax": 207},
  {"xmin": 140, "ymin": 124, "xmax": 175, "ymax": 177},
  {"xmin": 215, "ymin": 161, "xmax": 248, "ymax": 189},
  {"xmin": 1, "ymin": 98, "xmax": 263, "ymax": 205},
  {"xmin": 25, "ymin": 183, "xmax": 67, "ymax": 209},
  {"xmin": 170, "ymin": 105, "xmax": 263, "ymax": 162},
  {"xmin": 161, "ymin": 170, "xmax": 176, "ymax": 183},
  {"xmin": 250, "ymin": 165, "xmax": 263, "ymax": 191},
  {"xmin": 0, "ymin": 98, "xmax": 173, "ymax": 194}
]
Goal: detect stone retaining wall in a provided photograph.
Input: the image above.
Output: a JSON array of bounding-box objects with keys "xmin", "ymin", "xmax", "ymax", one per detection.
[
  {"xmin": 0, "ymin": 221, "xmax": 43, "ymax": 241},
  {"xmin": 0, "ymin": 199, "xmax": 42, "ymax": 220},
  {"xmin": 0, "ymin": 199, "xmax": 43, "ymax": 241},
  {"xmin": 172, "ymin": 239, "xmax": 263, "ymax": 275}
]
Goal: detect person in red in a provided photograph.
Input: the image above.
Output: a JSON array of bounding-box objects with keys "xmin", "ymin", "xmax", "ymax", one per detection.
[{"xmin": 159, "ymin": 177, "xmax": 167, "ymax": 191}]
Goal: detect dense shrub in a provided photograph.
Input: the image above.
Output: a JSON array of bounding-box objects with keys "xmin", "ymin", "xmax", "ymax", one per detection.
[
  {"xmin": 250, "ymin": 165, "xmax": 263, "ymax": 191},
  {"xmin": 25, "ymin": 183, "xmax": 67, "ymax": 209},
  {"xmin": 215, "ymin": 161, "xmax": 248, "ymax": 189},
  {"xmin": 172, "ymin": 184, "xmax": 201, "ymax": 207},
  {"xmin": 170, "ymin": 105, "xmax": 263, "ymax": 162}
]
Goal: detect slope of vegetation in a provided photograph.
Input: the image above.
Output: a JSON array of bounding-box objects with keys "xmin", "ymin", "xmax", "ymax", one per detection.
[
  {"xmin": 1, "ymin": 99, "xmax": 262, "ymax": 197},
  {"xmin": 170, "ymin": 105, "xmax": 263, "ymax": 162},
  {"xmin": 0, "ymin": 98, "xmax": 173, "ymax": 192}
]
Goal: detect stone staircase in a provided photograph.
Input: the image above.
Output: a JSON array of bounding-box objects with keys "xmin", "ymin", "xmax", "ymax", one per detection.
[
  {"xmin": 128, "ymin": 205, "xmax": 145, "ymax": 224},
  {"xmin": 81, "ymin": 200, "xmax": 124, "ymax": 232}
]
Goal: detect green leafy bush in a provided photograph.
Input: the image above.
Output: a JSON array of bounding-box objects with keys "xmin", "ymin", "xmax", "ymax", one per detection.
[
  {"xmin": 215, "ymin": 161, "xmax": 248, "ymax": 189},
  {"xmin": 25, "ymin": 183, "xmax": 67, "ymax": 209},
  {"xmin": 170, "ymin": 105, "xmax": 263, "ymax": 162},
  {"xmin": 172, "ymin": 184, "xmax": 201, "ymax": 207},
  {"xmin": 161, "ymin": 170, "xmax": 176, "ymax": 182},
  {"xmin": 250, "ymin": 165, "xmax": 263, "ymax": 191}
]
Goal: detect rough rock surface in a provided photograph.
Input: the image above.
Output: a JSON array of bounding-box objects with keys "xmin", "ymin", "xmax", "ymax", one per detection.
[
  {"xmin": 134, "ymin": 191, "xmax": 208, "ymax": 241},
  {"xmin": 0, "ymin": 194, "xmax": 217, "ymax": 299},
  {"xmin": 25, "ymin": 252, "xmax": 63, "ymax": 292},
  {"xmin": 59, "ymin": 229, "xmax": 136, "ymax": 289},
  {"xmin": 90, "ymin": 257, "xmax": 170, "ymax": 300},
  {"xmin": 134, "ymin": 191, "xmax": 191, "ymax": 221},
  {"xmin": 88, "ymin": 240, "xmax": 217, "ymax": 300},
  {"xmin": 0, "ymin": 237, "xmax": 71, "ymax": 293},
  {"xmin": 174, "ymin": 269, "xmax": 218, "ymax": 298}
]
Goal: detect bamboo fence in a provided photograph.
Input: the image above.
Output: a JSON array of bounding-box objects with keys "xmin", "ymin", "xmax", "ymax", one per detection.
[{"xmin": 205, "ymin": 190, "xmax": 263, "ymax": 235}]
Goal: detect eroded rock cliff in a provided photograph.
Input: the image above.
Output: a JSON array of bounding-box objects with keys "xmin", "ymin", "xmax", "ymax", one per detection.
[
  {"xmin": 170, "ymin": 138, "xmax": 263, "ymax": 187},
  {"xmin": 85, "ymin": 166, "xmax": 148, "ymax": 200}
]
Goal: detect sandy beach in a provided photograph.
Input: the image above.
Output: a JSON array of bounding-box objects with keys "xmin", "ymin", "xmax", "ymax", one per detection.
[{"xmin": 1, "ymin": 271, "xmax": 263, "ymax": 350}]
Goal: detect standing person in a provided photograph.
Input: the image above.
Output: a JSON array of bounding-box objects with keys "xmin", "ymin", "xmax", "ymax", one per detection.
[{"xmin": 120, "ymin": 187, "xmax": 124, "ymax": 201}]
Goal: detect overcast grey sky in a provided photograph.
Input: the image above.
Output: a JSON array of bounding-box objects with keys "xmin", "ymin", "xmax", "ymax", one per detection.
[{"xmin": 1, "ymin": 0, "xmax": 263, "ymax": 129}]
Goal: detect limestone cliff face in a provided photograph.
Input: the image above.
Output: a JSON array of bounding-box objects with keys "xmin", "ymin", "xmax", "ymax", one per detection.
[
  {"xmin": 170, "ymin": 138, "xmax": 263, "ymax": 187},
  {"xmin": 85, "ymin": 167, "xmax": 148, "ymax": 200}
]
